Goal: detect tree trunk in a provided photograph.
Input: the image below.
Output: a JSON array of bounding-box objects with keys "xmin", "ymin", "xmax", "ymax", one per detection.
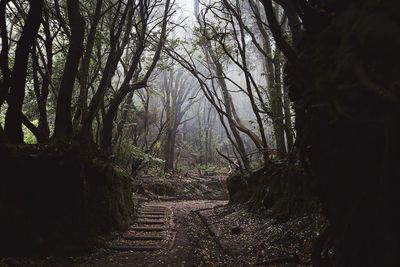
[
  {"xmin": 259, "ymin": 19, "xmax": 286, "ymax": 157},
  {"xmin": 0, "ymin": 0, "xmax": 11, "ymax": 107},
  {"xmin": 236, "ymin": 20, "xmax": 270, "ymax": 166},
  {"xmin": 115, "ymin": 91, "xmax": 134, "ymax": 146},
  {"xmin": 198, "ymin": 106, "xmax": 203, "ymax": 165},
  {"xmin": 260, "ymin": 0, "xmax": 297, "ymax": 62},
  {"xmin": 74, "ymin": 0, "xmax": 103, "ymax": 126},
  {"xmin": 194, "ymin": 4, "xmax": 250, "ymax": 170},
  {"xmin": 31, "ymin": 46, "xmax": 50, "ymax": 142},
  {"xmin": 167, "ymin": 128, "xmax": 176, "ymax": 171},
  {"xmin": 99, "ymin": 0, "xmax": 169, "ymax": 152},
  {"xmin": 80, "ymin": 4, "xmax": 132, "ymax": 136},
  {"xmin": 4, "ymin": 0, "xmax": 43, "ymax": 143},
  {"xmin": 102, "ymin": 85, "xmax": 128, "ymax": 152},
  {"xmin": 213, "ymin": 60, "xmax": 250, "ymax": 170},
  {"xmin": 271, "ymin": 0, "xmax": 303, "ymax": 46},
  {"xmin": 283, "ymin": 84, "xmax": 294, "ymax": 152},
  {"xmin": 273, "ymin": 52, "xmax": 286, "ymax": 156},
  {"xmin": 53, "ymin": 0, "xmax": 85, "ymax": 139},
  {"xmin": 163, "ymin": 71, "xmax": 174, "ymax": 172},
  {"xmin": 38, "ymin": 8, "xmax": 53, "ymax": 139},
  {"xmin": 205, "ymin": 107, "xmax": 210, "ymax": 166}
]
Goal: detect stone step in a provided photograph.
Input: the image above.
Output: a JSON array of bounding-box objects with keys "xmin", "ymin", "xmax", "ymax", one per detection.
[
  {"xmin": 123, "ymin": 234, "xmax": 164, "ymax": 241},
  {"xmin": 139, "ymin": 209, "xmax": 167, "ymax": 212},
  {"xmin": 139, "ymin": 211, "xmax": 165, "ymax": 215},
  {"xmin": 136, "ymin": 219, "xmax": 164, "ymax": 225},
  {"xmin": 129, "ymin": 226, "xmax": 164, "ymax": 231},
  {"xmin": 137, "ymin": 215, "xmax": 165, "ymax": 219},
  {"xmin": 141, "ymin": 208, "xmax": 166, "ymax": 211},
  {"xmin": 140, "ymin": 210, "xmax": 166, "ymax": 213},
  {"xmin": 143, "ymin": 206, "xmax": 166, "ymax": 209},
  {"xmin": 137, "ymin": 217, "xmax": 164, "ymax": 221},
  {"xmin": 108, "ymin": 245, "xmax": 161, "ymax": 251},
  {"xmin": 139, "ymin": 211, "xmax": 166, "ymax": 214}
]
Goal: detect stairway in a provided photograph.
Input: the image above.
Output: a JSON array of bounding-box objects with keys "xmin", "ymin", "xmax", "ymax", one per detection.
[{"xmin": 108, "ymin": 204, "xmax": 175, "ymax": 252}]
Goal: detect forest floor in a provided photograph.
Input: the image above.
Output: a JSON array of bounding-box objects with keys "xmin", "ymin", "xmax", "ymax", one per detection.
[{"xmin": 1, "ymin": 170, "xmax": 326, "ymax": 266}]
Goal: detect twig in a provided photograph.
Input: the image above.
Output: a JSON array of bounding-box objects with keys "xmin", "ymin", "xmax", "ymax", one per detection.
[{"xmin": 216, "ymin": 148, "xmax": 239, "ymax": 169}]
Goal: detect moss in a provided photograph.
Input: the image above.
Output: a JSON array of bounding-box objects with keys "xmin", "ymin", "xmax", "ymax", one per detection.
[{"xmin": 87, "ymin": 159, "xmax": 134, "ymax": 234}]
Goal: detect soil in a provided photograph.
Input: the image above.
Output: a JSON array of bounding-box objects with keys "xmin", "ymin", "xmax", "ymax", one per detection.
[{"xmin": 0, "ymin": 171, "xmax": 326, "ymax": 266}]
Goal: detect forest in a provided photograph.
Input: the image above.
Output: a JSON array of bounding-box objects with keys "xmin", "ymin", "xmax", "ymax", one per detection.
[{"xmin": 0, "ymin": 0, "xmax": 399, "ymax": 266}]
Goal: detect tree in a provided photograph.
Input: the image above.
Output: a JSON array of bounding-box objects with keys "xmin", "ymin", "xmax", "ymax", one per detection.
[
  {"xmin": 160, "ymin": 67, "xmax": 199, "ymax": 172},
  {"xmin": 100, "ymin": 0, "xmax": 171, "ymax": 152},
  {"xmin": 3, "ymin": 0, "xmax": 43, "ymax": 143},
  {"xmin": 53, "ymin": 0, "xmax": 85, "ymax": 138},
  {"xmin": 259, "ymin": 0, "xmax": 400, "ymax": 265},
  {"xmin": 0, "ymin": 0, "xmax": 174, "ymax": 157}
]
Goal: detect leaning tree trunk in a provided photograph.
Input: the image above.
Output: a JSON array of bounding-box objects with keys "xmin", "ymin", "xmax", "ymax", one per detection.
[
  {"xmin": 4, "ymin": 0, "xmax": 43, "ymax": 143},
  {"xmin": 31, "ymin": 45, "xmax": 50, "ymax": 142},
  {"xmin": 195, "ymin": 4, "xmax": 251, "ymax": 170},
  {"xmin": 213, "ymin": 60, "xmax": 250, "ymax": 170},
  {"xmin": 53, "ymin": 0, "xmax": 85, "ymax": 139}
]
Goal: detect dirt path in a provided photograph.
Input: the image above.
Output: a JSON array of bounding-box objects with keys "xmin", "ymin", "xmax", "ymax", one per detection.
[
  {"xmin": 1, "ymin": 198, "xmax": 325, "ymax": 266},
  {"xmin": 54, "ymin": 200, "xmax": 228, "ymax": 266}
]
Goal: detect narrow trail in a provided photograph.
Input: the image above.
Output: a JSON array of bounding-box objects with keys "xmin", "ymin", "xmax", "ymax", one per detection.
[
  {"xmin": 3, "ymin": 197, "xmax": 324, "ymax": 266},
  {"xmin": 1, "ymin": 173, "xmax": 324, "ymax": 266},
  {"xmin": 60, "ymin": 200, "xmax": 228, "ymax": 266}
]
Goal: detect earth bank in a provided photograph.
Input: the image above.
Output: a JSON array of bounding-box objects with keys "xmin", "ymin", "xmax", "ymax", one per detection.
[{"xmin": 0, "ymin": 143, "xmax": 134, "ymax": 256}]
